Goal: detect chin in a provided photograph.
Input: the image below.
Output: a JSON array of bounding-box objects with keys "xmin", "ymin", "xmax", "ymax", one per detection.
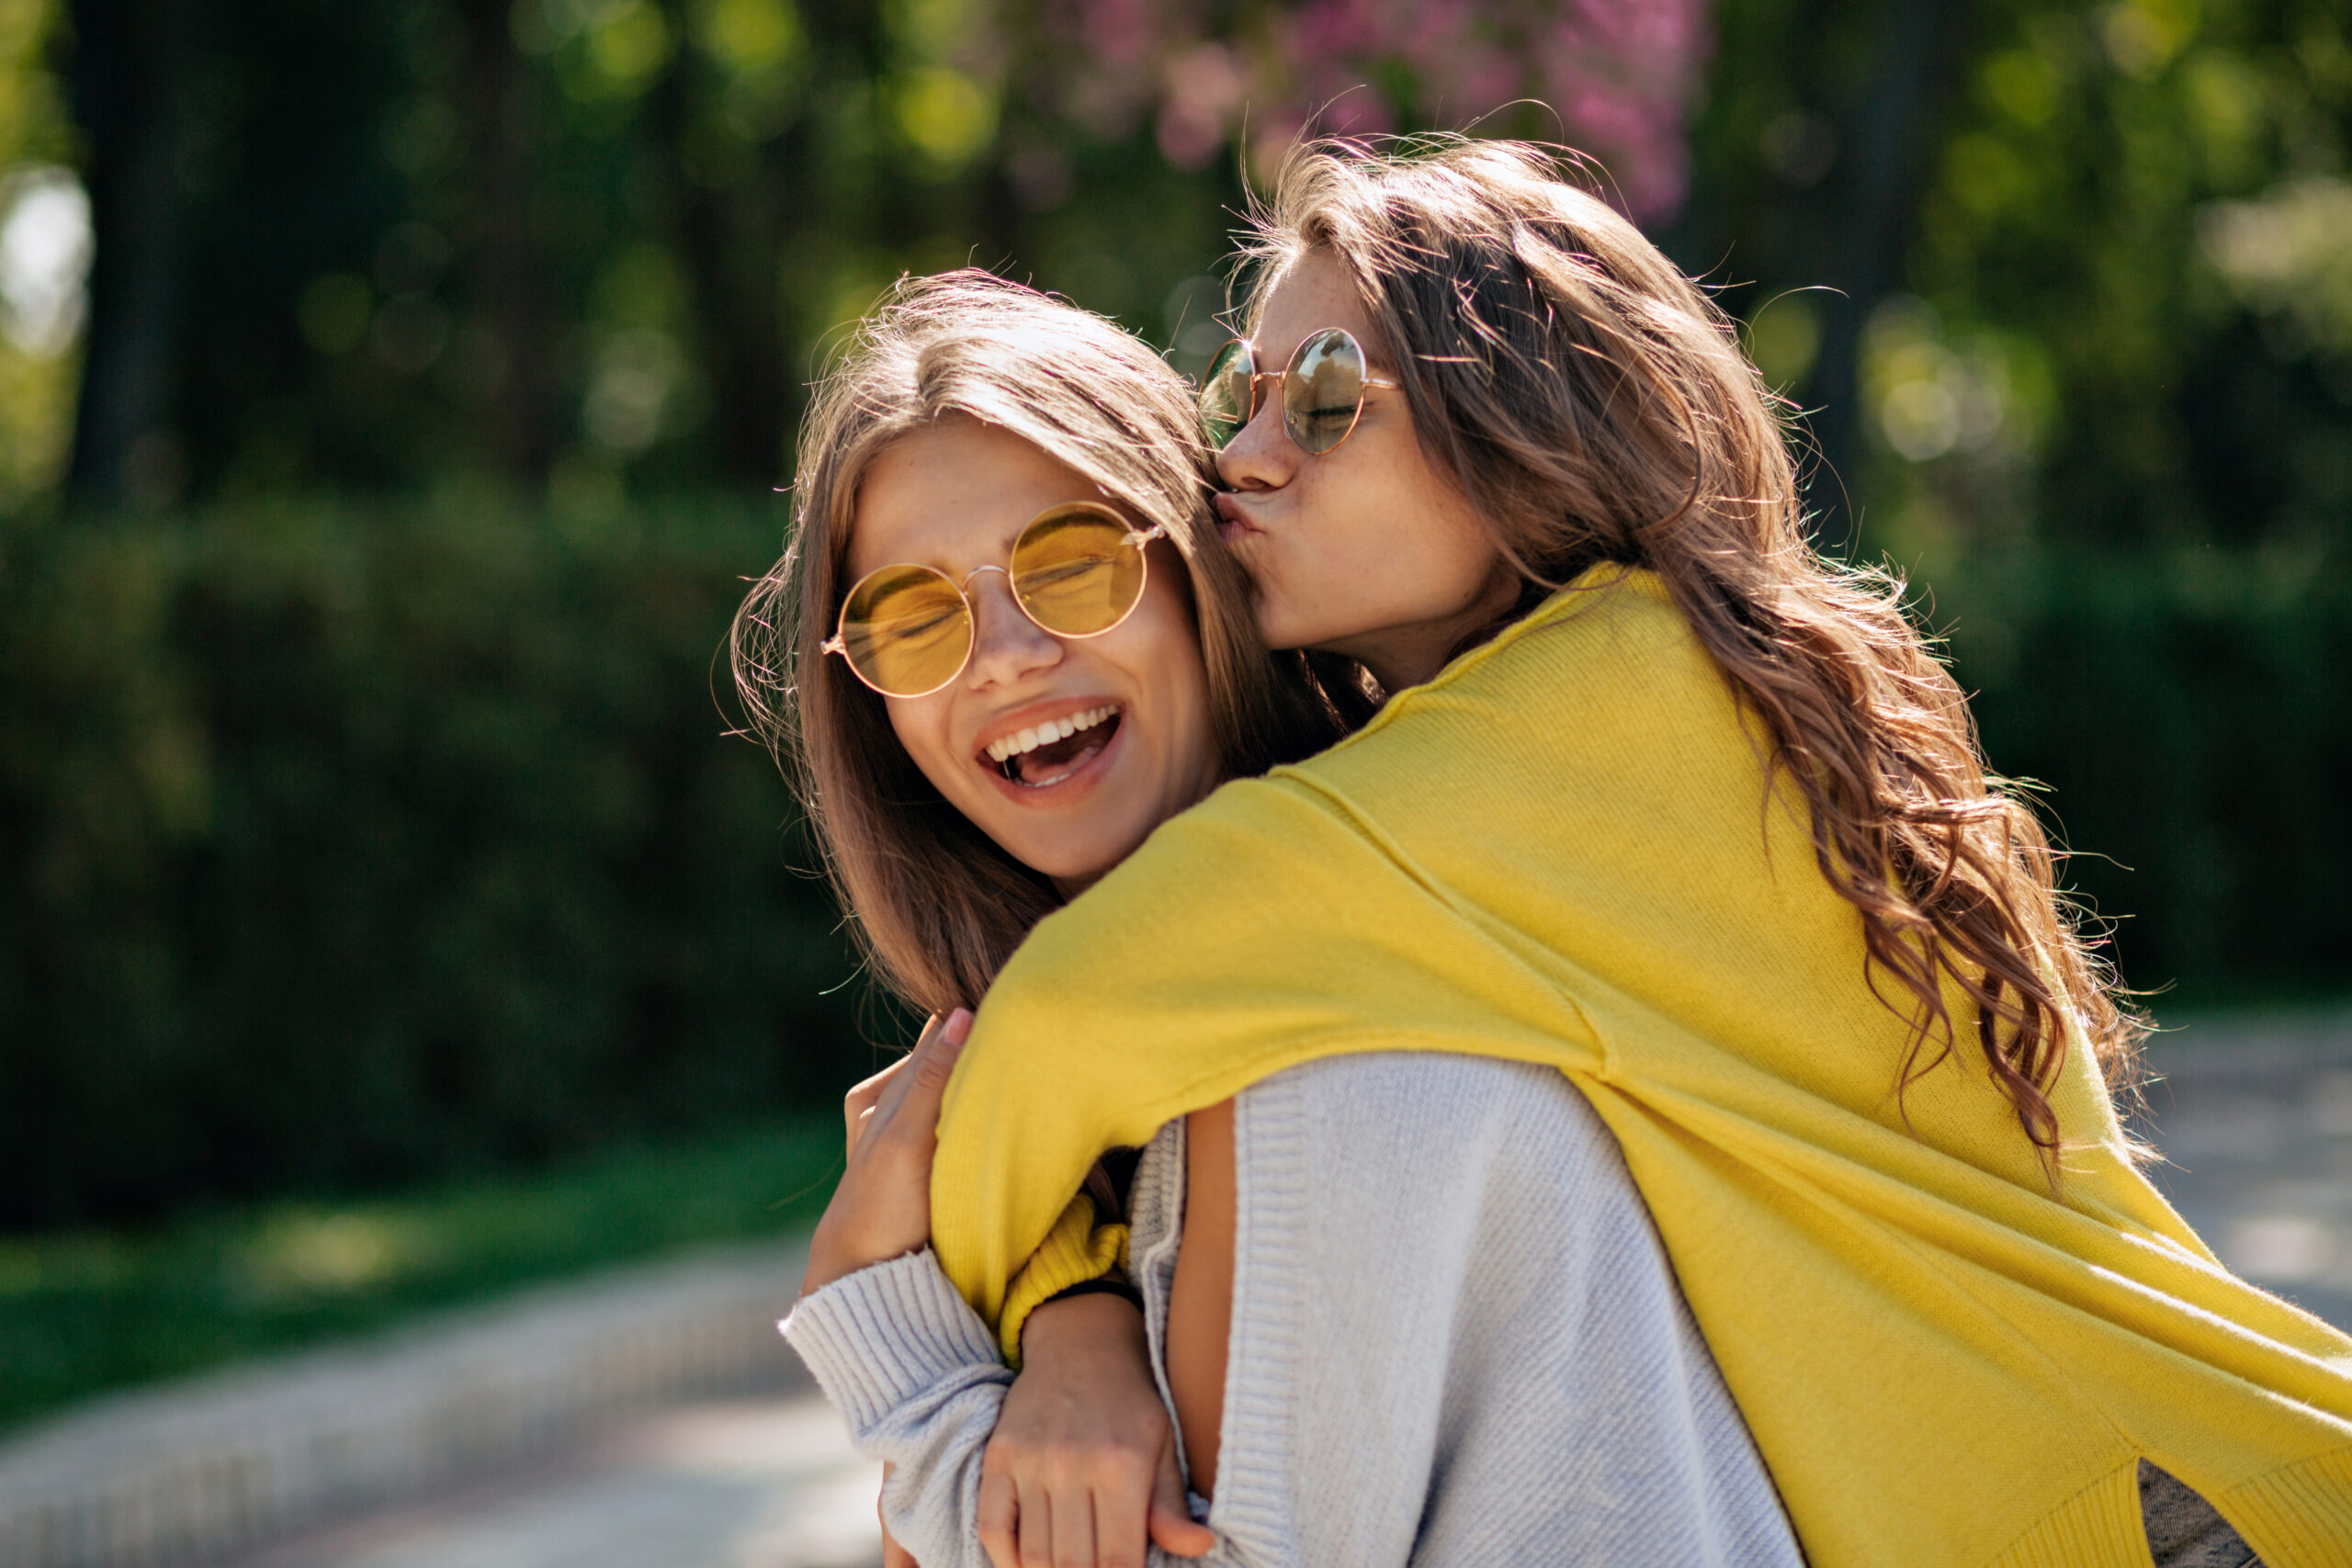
[{"xmin": 988, "ymin": 826, "xmax": 1120, "ymax": 887}]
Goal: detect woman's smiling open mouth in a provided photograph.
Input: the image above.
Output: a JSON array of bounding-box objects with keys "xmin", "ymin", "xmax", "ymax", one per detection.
[{"xmin": 983, "ymin": 704, "xmax": 1124, "ymax": 787}]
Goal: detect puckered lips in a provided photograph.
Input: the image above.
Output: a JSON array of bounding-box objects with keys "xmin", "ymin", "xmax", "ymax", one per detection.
[
  {"xmin": 974, "ymin": 698, "xmax": 1125, "ymax": 795},
  {"xmin": 1214, "ymin": 491, "xmax": 1266, "ymax": 544}
]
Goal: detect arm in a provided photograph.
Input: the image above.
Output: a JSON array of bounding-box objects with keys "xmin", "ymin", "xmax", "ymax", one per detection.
[
  {"xmin": 787, "ymin": 1010, "xmax": 1001, "ymax": 1568},
  {"xmin": 978, "ymin": 1292, "xmax": 1211, "ymax": 1568},
  {"xmin": 785, "ymin": 1016, "xmax": 1210, "ymax": 1568},
  {"xmin": 787, "ymin": 1247, "xmax": 1010, "ymax": 1568},
  {"xmin": 1162, "ymin": 1100, "xmax": 1234, "ymax": 1500},
  {"xmin": 997, "ymin": 1195, "xmax": 1126, "ymax": 1366}
]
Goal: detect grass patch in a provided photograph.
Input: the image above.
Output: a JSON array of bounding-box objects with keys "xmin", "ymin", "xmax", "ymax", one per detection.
[{"xmin": 0, "ymin": 1116, "xmax": 842, "ymax": 1436}]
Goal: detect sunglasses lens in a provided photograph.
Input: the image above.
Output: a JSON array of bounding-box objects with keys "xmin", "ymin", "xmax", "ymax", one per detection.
[
  {"xmin": 838, "ymin": 563, "xmax": 973, "ymax": 696},
  {"xmin": 1199, "ymin": 339, "xmax": 1254, "ymax": 448},
  {"xmin": 1283, "ymin": 328, "xmax": 1368, "ymax": 456},
  {"xmin": 1012, "ymin": 504, "xmax": 1149, "ymax": 637}
]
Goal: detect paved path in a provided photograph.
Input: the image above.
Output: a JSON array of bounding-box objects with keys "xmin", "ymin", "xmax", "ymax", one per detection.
[
  {"xmin": 223, "ymin": 1398, "xmax": 881, "ymax": 1568},
  {"xmin": 0, "ymin": 1247, "xmax": 832, "ymax": 1568},
  {"xmin": 2137, "ymin": 1012, "xmax": 2352, "ymax": 1334},
  {"xmin": 94, "ymin": 1013, "xmax": 2352, "ymax": 1568}
]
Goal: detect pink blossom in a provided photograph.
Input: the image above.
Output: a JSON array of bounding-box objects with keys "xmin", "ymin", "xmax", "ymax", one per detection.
[
  {"xmin": 1404, "ymin": 0, "xmax": 1476, "ymax": 58},
  {"xmin": 1081, "ymin": 0, "xmax": 1161, "ymax": 69},
  {"xmin": 1158, "ymin": 99, "xmax": 1225, "ymax": 166},
  {"xmin": 1315, "ymin": 87, "xmax": 1398, "ymax": 137},
  {"xmin": 1293, "ymin": 0, "xmax": 1380, "ymax": 61},
  {"xmin": 1022, "ymin": 0, "xmax": 1714, "ymax": 224}
]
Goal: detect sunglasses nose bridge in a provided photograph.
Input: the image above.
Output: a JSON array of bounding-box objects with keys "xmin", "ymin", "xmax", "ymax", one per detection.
[
  {"xmin": 963, "ymin": 561, "xmax": 1057, "ymax": 639},
  {"xmin": 959, "ymin": 563, "xmax": 1031, "ymax": 633},
  {"xmin": 959, "ymin": 563, "xmax": 1064, "ymax": 672}
]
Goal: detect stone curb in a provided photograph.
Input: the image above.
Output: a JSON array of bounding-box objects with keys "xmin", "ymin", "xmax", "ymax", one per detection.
[{"xmin": 0, "ymin": 1241, "xmax": 813, "ymax": 1568}]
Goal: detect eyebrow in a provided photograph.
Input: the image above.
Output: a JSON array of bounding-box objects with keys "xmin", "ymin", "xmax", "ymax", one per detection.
[{"xmin": 848, "ymin": 513, "xmax": 1040, "ymax": 581}]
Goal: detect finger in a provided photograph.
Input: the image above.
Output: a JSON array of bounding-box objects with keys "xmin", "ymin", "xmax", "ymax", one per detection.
[
  {"xmin": 872, "ymin": 1006, "xmax": 971, "ymax": 1135},
  {"xmin": 978, "ymin": 1467, "xmax": 1021, "ymax": 1568},
  {"xmin": 852, "ymin": 1012, "xmax": 940, "ymax": 1113},
  {"xmin": 1051, "ymin": 1486, "xmax": 1096, "ymax": 1568},
  {"xmin": 845, "ymin": 1006, "xmax": 950, "ymax": 1155},
  {"xmin": 1093, "ymin": 1463, "xmax": 1152, "ymax": 1568},
  {"xmin": 1148, "ymin": 1440, "xmax": 1216, "ymax": 1558},
  {"xmin": 844, "ymin": 1052, "xmax": 918, "ymax": 1149},
  {"xmin": 1017, "ymin": 1483, "xmax": 1051, "ymax": 1568}
]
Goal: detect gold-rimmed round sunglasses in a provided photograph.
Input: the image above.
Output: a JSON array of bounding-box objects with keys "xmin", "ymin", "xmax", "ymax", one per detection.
[
  {"xmin": 822, "ymin": 502, "xmax": 1168, "ymax": 699},
  {"xmin": 1197, "ymin": 327, "xmax": 1402, "ymax": 455}
]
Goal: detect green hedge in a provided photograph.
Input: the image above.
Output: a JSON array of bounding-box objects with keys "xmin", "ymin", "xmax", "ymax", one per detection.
[
  {"xmin": 0, "ymin": 1116, "xmax": 842, "ymax": 1431},
  {"xmin": 1, "ymin": 500, "xmax": 2344, "ymax": 1229},
  {"xmin": 1917, "ymin": 539, "xmax": 2351, "ymax": 1005},
  {"xmin": 0, "ymin": 493, "xmax": 869, "ymax": 1228}
]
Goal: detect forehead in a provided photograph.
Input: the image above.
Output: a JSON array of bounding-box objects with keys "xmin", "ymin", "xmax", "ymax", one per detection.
[
  {"xmin": 848, "ymin": 419, "xmax": 1102, "ymax": 579},
  {"xmin": 1253, "ymin": 250, "xmax": 1378, "ymax": 366}
]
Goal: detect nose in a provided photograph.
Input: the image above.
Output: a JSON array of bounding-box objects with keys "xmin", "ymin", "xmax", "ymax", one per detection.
[
  {"xmin": 1213, "ymin": 385, "xmax": 1299, "ymax": 493},
  {"xmin": 959, "ymin": 568, "xmax": 1063, "ymax": 688}
]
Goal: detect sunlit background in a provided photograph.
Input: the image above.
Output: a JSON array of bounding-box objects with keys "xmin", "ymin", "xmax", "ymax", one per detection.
[{"xmin": 2, "ymin": 0, "xmax": 2348, "ymax": 1487}]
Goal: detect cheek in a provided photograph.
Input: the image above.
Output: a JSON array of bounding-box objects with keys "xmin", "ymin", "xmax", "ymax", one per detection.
[
  {"xmin": 1352, "ymin": 445, "xmax": 1493, "ymax": 589},
  {"xmin": 1122, "ymin": 582, "xmax": 1214, "ymax": 738},
  {"xmin": 882, "ymin": 696, "xmax": 960, "ymax": 793},
  {"xmin": 1424, "ymin": 506, "xmax": 1503, "ymax": 592}
]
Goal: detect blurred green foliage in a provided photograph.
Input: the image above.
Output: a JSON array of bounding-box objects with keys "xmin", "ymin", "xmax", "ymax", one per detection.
[
  {"xmin": 1682, "ymin": 0, "xmax": 2352, "ymax": 997},
  {"xmin": 1927, "ymin": 539, "xmax": 2351, "ymax": 1003},
  {"xmin": 0, "ymin": 1114, "xmax": 840, "ymax": 1431},
  {"xmin": 0, "ymin": 492, "xmax": 869, "ymax": 1226},
  {"xmin": 0, "ymin": 0, "xmax": 2341, "ymax": 1250}
]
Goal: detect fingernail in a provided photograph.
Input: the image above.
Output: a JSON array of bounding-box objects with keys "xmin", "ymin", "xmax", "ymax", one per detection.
[{"xmin": 943, "ymin": 1008, "xmax": 973, "ymax": 1044}]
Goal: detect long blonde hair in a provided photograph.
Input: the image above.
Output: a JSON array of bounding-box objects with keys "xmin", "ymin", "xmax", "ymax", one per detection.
[
  {"xmin": 733, "ymin": 270, "xmax": 1348, "ymax": 1016},
  {"xmin": 1243, "ymin": 138, "xmax": 2142, "ymax": 1156}
]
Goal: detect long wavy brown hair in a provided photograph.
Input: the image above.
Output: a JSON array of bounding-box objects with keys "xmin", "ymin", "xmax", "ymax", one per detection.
[
  {"xmin": 1243, "ymin": 137, "xmax": 2143, "ymax": 1159},
  {"xmin": 732, "ymin": 271, "xmax": 1350, "ymax": 1017}
]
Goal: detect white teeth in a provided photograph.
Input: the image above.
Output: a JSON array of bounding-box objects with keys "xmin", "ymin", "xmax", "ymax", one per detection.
[{"xmin": 984, "ymin": 705, "xmax": 1117, "ymax": 763}]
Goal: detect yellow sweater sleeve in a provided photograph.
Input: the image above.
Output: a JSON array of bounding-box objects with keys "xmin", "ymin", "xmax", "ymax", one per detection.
[{"xmin": 994, "ymin": 1190, "xmax": 1129, "ymax": 1367}]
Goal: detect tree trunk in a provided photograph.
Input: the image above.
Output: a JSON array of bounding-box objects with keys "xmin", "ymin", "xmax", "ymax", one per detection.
[
  {"xmin": 460, "ymin": 0, "xmax": 556, "ymax": 486},
  {"xmin": 655, "ymin": 12, "xmax": 790, "ymax": 488},
  {"xmin": 1796, "ymin": 0, "xmax": 1977, "ymax": 555},
  {"xmin": 65, "ymin": 0, "xmax": 198, "ymax": 510}
]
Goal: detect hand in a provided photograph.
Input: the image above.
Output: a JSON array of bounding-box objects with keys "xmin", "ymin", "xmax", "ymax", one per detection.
[
  {"xmin": 977, "ymin": 1292, "xmax": 1216, "ymax": 1568},
  {"xmin": 800, "ymin": 1009, "xmax": 970, "ymax": 1297}
]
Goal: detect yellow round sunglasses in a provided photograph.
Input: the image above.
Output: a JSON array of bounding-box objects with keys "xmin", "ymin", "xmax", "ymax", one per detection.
[{"xmin": 824, "ymin": 502, "xmax": 1168, "ymax": 698}]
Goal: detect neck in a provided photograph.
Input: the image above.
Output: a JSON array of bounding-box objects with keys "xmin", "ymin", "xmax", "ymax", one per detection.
[
  {"xmin": 1356, "ymin": 635, "xmax": 1463, "ymax": 694},
  {"xmin": 1042, "ymin": 765, "xmax": 1233, "ymax": 903},
  {"xmin": 1330, "ymin": 568, "xmax": 1527, "ymax": 694}
]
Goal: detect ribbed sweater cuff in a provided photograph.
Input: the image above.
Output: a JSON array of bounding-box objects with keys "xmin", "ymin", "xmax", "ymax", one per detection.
[{"xmin": 781, "ymin": 1248, "xmax": 1003, "ymax": 1432}]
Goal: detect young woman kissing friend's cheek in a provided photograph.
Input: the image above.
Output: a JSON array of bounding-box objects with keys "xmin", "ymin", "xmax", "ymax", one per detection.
[{"xmin": 1211, "ymin": 249, "xmax": 1521, "ymax": 693}]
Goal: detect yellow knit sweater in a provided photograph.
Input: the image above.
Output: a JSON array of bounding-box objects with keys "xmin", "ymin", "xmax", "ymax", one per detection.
[{"xmin": 930, "ymin": 569, "xmax": 2352, "ymax": 1567}]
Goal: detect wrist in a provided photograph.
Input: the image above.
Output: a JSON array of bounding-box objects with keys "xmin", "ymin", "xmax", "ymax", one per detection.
[
  {"xmin": 1046, "ymin": 1275, "xmax": 1145, "ymax": 1311},
  {"xmin": 800, "ymin": 1221, "xmax": 922, "ymax": 1298},
  {"xmin": 1021, "ymin": 1283, "xmax": 1148, "ymax": 1362}
]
